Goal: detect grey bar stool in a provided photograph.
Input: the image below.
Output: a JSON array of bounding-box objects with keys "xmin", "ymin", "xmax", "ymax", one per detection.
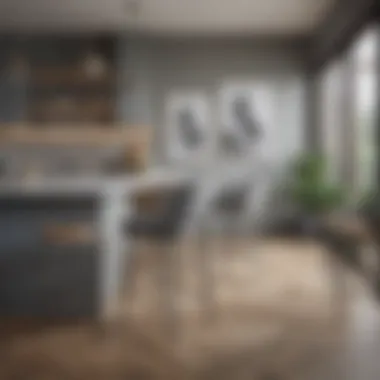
[
  {"xmin": 124, "ymin": 184, "xmax": 195, "ymax": 332},
  {"xmin": 212, "ymin": 183, "xmax": 251, "ymax": 237},
  {"xmin": 198, "ymin": 182, "xmax": 252, "ymax": 321}
]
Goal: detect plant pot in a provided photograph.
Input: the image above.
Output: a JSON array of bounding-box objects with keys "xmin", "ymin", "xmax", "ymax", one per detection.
[
  {"xmin": 361, "ymin": 197, "xmax": 380, "ymax": 244},
  {"xmin": 301, "ymin": 215, "xmax": 321, "ymax": 236}
]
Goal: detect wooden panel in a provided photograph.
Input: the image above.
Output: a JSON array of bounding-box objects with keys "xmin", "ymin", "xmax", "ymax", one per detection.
[
  {"xmin": 31, "ymin": 67, "xmax": 115, "ymax": 87},
  {"xmin": 43, "ymin": 223, "xmax": 95, "ymax": 245},
  {"xmin": 0, "ymin": 126, "xmax": 152, "ymax": 172},
  {"xmin": 30, "ymin": 98, "xmax": 114, "ymax": 124},
  {"xmin": 0, "ymin": 125, "xmax": 150, "ymax": 146}
]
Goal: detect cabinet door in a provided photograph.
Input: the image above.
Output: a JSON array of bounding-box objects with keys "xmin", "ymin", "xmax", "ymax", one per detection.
[{"xmin": 0, "ymin": 247, "xmax": 99, "ymax": 318}]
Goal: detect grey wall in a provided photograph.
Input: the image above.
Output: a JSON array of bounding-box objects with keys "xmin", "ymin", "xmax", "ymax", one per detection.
[
  {"xmin": 117, "ymin": 37, "xmax": 306, "ymax": 162},
  {"xmin": 0, "ymin": 36, "xmax": 308, "ymax": 229},
  {"xmin": 117, "ymin": 37, "xmax": 307, "ymax": 228}
]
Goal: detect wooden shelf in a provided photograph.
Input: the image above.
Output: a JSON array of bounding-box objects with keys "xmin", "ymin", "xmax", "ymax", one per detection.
[
  {"xmin": 28, "ymin": 66, "xmax": 116, "ymax": 123},
  {"xmin": 0, "ymin": 125, "xmax": 151, "ymax": 147},
  {"xmin": 23, "ymin": 36, "xmax": 117, "ymax": 125},
  {"xmin": 29, "ymin": 97, "xmax": 115, "ymax": 124},
  {"xmin": 30, "ymin": 67, "xmax": 116, "ymax": 87}
]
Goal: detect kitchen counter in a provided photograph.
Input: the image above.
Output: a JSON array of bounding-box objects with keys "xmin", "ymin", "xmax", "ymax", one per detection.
[
  {"xmin": 0, "ymin": 168, "xmax": 191, "ymax": 195},
  {"xmin": 0, "ymin": 168, "xmax": 194, "ymax": 320}
]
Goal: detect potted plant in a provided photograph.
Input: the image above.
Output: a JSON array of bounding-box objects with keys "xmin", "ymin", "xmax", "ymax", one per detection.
[
  {"xmin": 359, "ymin": 189, "xmax": 380, "ymax": 297},
  {"xmin": 359, "ymin": 189, "xmax": 380, "ymax": 241},
  {"xmin": 288, "ymin": 154, "xmax": 346, "ymax": 235}
]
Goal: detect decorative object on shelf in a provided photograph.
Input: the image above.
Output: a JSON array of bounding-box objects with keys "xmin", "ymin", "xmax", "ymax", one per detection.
[
  {"xmin": 103, "ymin": 145, "xmax": 146, "ymax": 174},
  {"xmin": 82, "ymin": 50, "xmax": 108, "ymax": 79},
  {"xmin": 165, "ymin": 91, "xmax": 213, "ymax": 164},
  {"xmin": 27, "ymin": 36, "xmax": 116, "ymax": 125}
]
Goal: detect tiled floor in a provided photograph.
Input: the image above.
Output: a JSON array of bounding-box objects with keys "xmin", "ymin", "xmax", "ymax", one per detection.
[{"xmin": 1, "ymin": 238, "xmax": 380, "ymax": 379}]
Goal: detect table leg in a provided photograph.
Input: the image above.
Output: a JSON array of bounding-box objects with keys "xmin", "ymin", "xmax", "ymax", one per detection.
[{"xmin": 99, "ymin": 188, "xmax": 131, "ymax": 321}]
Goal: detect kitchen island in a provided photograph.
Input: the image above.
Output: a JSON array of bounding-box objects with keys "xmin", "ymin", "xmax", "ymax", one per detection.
[{"xmin": 0, "ymin": 169, "xmax": 193, "ymax": 320}]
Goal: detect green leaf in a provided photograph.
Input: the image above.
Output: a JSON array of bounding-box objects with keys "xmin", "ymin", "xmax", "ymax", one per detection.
[{"xmin": 288, "ymin": 153, "xmax": 346, "ymax": 214}]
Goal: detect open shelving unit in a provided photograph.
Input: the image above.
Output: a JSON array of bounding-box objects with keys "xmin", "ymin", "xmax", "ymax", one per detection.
[{"xmin": 25, "ymin": 35, "xmax": 117, "ymax": 125}]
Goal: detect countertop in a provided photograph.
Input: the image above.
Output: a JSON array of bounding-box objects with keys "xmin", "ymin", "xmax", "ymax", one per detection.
[{"xmin": 0, "ymin": 168, "xmax": 193, "ymax": 196}]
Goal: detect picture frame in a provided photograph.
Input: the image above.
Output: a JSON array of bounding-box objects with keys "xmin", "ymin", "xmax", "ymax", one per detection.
[{"xmin": 164, "ymin": 90, "xmax": 214, "ymax": 165}]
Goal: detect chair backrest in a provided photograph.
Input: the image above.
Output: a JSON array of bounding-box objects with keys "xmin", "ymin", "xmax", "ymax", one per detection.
[
  {"xmin": 159, "ymin": 185, "xmax": 195, "ymax": 235},
  {"xmin": 212, "ymin": 183, "xmax": 250, "ymax": 215},
  {"xmin": 132, "ymin": 184, "xmax": 194, "ymax": 238}
]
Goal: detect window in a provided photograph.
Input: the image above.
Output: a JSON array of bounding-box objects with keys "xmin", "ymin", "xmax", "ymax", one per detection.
[
  {"xmin": 319, "ymin": 57, "xmax": 345, "ymax": 183},
  {"xmin": 351, "ymin": 26, "xmax": 378, "ymax": 193}
]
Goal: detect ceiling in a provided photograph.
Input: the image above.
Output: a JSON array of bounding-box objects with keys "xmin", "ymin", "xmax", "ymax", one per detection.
[{"xmin": 0, "ymin": 0, "xmax": 336, "ymax": 36}]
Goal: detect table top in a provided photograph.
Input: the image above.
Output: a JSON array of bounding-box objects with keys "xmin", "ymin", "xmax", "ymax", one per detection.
[{"xmin": 0, "ymin": 168, "xmax": 194, "ymax": 197}]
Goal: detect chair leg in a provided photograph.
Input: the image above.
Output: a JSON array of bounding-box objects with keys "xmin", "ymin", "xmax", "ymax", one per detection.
[
  {"xmin": 198, "ymin": 227, "xmax": 216, "ymax": 324},
  {"xmin": 169, "ymin": 240, "xmax": 182, "ymax": 337},
  {"xmin": 125, "ymin": 240, "xmax": 139, "ymax": 311},
  {"xmin": 156, "ymin": 241, "xmax": 178, "ymax": 334},
  {"xmin": 157, "ymin": 242, "xmax": 181, "ymax": 336}
]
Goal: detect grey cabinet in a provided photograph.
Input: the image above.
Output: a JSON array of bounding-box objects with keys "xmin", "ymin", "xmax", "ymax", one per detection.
[{"xmin": 0, "ymin": 195, "xmax": 100, "ymax": 318}]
